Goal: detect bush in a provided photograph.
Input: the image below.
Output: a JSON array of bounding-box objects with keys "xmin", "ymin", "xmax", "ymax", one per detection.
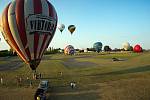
[{"xmin": 0, "ymin": 50, "xmax": 17, "ymax": 57}]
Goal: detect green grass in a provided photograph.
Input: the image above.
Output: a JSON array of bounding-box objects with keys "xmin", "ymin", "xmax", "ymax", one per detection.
[{"xmin": 0, "ymin": 52, "xmax": 150, "ymax": 100}]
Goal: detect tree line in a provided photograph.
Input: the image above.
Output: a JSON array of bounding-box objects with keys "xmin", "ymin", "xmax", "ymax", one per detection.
[{"xmin": 0, "ymin": 46, "xmax": 149, "ymax": 57}]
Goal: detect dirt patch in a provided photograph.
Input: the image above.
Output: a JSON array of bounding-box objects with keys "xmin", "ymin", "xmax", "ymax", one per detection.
[{"xmin": 0, "ymin": 56, "xmax": 23, "ymax": 71}]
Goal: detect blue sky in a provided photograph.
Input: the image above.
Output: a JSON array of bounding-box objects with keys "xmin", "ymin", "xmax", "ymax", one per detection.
[{"xmin": 0, "ymin": 0, "xmax": 150, "ymax": 50}]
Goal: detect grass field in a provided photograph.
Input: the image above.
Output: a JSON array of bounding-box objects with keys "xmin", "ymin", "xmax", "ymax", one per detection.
[{"xmin": 0, "ymin": 52, "xmax": 150, "ymax": 100}]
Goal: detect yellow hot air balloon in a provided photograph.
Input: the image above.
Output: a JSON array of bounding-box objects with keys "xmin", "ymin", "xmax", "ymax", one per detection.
[{"xmin": 68, "ymin": 25, "xmax": 76, "ymax": 35}]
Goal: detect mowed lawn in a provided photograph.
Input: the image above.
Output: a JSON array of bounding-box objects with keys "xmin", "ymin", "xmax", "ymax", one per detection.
[{"xmin": 0, "ymin": 52, "xmax": 150, "ymax": 100}]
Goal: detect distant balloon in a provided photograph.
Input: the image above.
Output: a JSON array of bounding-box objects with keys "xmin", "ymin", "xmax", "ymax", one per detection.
[
  {"xmin": 68, "ymin": 25, "xmax": 76, "ymax": 34},
  {"xmin": 0, "ymin": 0, "xmax": 57, "ymax": 71},
  {"xmin": 58, "ymin": 24, "xmax": 65, "ymax": 33},
  {"xmin": 133, "ymin": 44, "xmax": 142, "ymax": 53},
  {"xmin": 64, "ymin": 45, "xmax": 75, "ymax": 55},
  {"xmin": 122, "ymin": 42, "xmax": 130, "ymax": 51},
  {"xmin": 93, "ymin": 42, "xmax": 103, "ymax": 53}
]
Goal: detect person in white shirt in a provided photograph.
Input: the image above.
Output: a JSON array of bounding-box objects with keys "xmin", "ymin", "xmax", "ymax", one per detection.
[
  {"xmin": 70, "ymin": 82, "xmax": 76, "ymax": 89},
  {"xmin": 1, "ymin": 77, "xmax": 3, "ymax": 84}
]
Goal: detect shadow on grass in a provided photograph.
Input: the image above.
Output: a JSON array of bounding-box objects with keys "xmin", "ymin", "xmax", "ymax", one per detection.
[
  {"xmin": 47, "ymin": 92, "xmax": 100, "ymax": 100},
  {"xmin": 90, "ymin": 65, "xmax": 150, "ymax": 77},
  {"xmin": 47, "ymin": 86, "xmax": 100, "ymax": 100}
]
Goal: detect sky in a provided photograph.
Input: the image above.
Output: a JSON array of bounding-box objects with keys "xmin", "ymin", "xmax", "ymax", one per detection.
[{"xmin": 0, "ymin": 0, "xmax": 150, "ymax": 50}]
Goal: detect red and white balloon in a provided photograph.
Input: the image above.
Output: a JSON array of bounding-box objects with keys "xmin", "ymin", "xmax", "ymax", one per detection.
[{"xmin": 0, "ymin": 0, "xmax": 57, "ymax": 70}]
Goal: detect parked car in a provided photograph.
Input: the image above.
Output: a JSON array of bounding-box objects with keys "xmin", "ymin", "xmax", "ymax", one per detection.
[{"xmin": 38, "ymin": 80, "xmax": 49, "ymax": 92}]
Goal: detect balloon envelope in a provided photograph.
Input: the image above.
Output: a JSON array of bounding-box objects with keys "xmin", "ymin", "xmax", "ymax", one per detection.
[
  {"xmin": 68, "ymin": 25, "xmax": 76, "ymax": 34},
  {"xmin": 133, "ymin": 44, "xmax": 142, "ymax": 53},
  {"xmin": 64, "ymin": 45, "xmax": 75, "ymax": 55},
  {"xmin": 93, "ymin": 42, "xmax": 103, "ymax": 53},
  {"xmin": 58, "ymin": 24, "xmax": 65, "ymax": 32},
  {"xmin": 122, "ymin": 42, "xmax": 130, "ymax": 51},
  {"xmin": 1, "ymin": 0, "xmax": 57, "ymax": 70}
]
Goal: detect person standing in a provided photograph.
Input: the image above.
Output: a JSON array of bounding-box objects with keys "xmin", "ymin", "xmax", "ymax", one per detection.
[
  {"xmin": 30, "ymin": 80, "xmax": 33, "ymax": 87},
  {"xmin": 39, "ymin": 73, "xmax": 42, "ymax": 79},
  {"xmin": 36, "ymin": 96, "xmax": 40, "ymax": 100},
  {"xmin": 70, "ymin": 82, "xmax": 76, "ymax": 89},
  {"xmin": 70, "ymin": 82, "xmax": 73, "ymax": 89},
  {"xmin": 0, "ymin": 77, "xmax": 3, "ymax": 84}
]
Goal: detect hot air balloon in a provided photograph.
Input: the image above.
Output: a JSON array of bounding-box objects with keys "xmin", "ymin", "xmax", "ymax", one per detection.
[
  {"xmin": 0, "ymin": 0, "xmax": 57, "ymax": 71},
  {"xmin": 68, "ymin": 25, "xmax": 76, "ymax": 35},
  {"xmin": 57, "ymin": 24, "xmax": 65, "ymax": 33},
  {"xmin": 93, "ymin": 42, "xmax": 103, "ymax": 53},
  {"xmin": 133, "ymin": 44, "xmax": 142, "ymax": 53},
  {"xmin": 64, "ymin": 45, "xmax": 75, "ymax": 55},
  {"xmin": 122, "ymin": 42, "xmax": 130, "ymax": 51}
]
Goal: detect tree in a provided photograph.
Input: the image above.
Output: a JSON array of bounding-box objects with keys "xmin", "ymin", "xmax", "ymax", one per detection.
[
  {"xmin": 128, "ymin": 46, "xmax": 133, "ymax": 51},
  {"xmin": 104, "ymin": 46, "xmax": 111, "ymax": 51}
]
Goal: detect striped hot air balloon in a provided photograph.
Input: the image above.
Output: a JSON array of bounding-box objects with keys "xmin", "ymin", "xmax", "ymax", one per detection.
[
  {"xmin": 0, "ymin": 0, "xmax": 57, "ymax": 71},
  {"xmin": 64, "ymin": 45, "xmax": 75, "ymax": 55}
]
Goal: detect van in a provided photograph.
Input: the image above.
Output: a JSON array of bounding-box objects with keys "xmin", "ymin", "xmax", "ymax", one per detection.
[{"xmin": 38, "ymin": 80, "xmax": 49, "ymax": 92}]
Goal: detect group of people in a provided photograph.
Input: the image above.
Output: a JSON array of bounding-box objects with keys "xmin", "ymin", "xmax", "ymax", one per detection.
[
  {"xmin": 0, "ymin": 73, "xmax": 44, "ymax": 88},
  {"xmin": 16, "ymin": 76, "xmax": 23, "ymax": 86},
  {"xmin": 33, "ymin": 73, "xmax": 42, "ymax": 80},
  {"xmin": 1, "ymin": 73, "xmax": 76, "ymax": 100}
]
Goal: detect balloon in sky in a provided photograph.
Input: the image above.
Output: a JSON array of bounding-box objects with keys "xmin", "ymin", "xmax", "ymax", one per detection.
[
  {"xmin": 68, "ymin": 25, "xmax": 76, "ymax": 34},
  {"xmin": 57, "ymin": 24, "xmax": 65, "ymax": 33},
  {"xmin": 122, "ymin": 42, "xmax": 130, "ymax": 51},
  {"xmin": 133, "ymin": 44, "xmax": 142, "ymax": 53},
  {"xmin": 93, "ymin": 42, "xmax": 103, "ymax": 53},
  {"xmin": 0, "ymin": 0, "xmax": 57, "ymax": 71},
  {"xmin": 64, "ymin": 45, "xmax": 75, "ymax": 55}
]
